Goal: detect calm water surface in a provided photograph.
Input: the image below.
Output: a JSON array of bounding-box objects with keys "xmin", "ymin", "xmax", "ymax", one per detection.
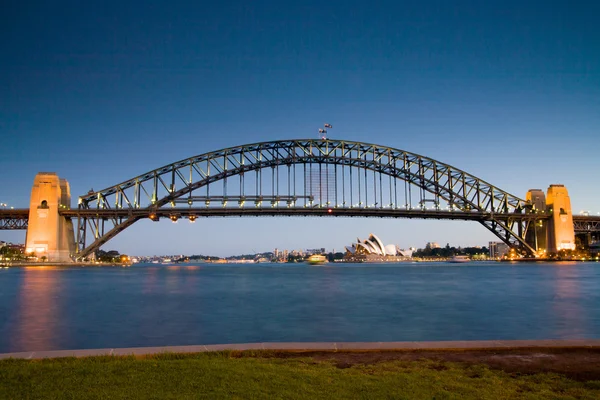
[{"xmin": 1, "ymin": 262, "xmax": 599, "ymax": 353}]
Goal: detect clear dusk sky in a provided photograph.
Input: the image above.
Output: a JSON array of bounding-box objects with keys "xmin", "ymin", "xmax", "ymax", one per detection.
[{"xmin": 1, "ymin": 1, "xmax": 599, "ymax": 256}]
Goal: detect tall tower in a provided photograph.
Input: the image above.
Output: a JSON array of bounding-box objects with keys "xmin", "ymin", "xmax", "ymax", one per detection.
[
  {"xmin": 546, "ymin": 184, "xmax": 575, "ymax": 253},
  {"xmin": 25, "ymin": 173, "xmax": 76, "ymax": 262},
  {"xmin": 525, "ymin": 189, "xmax": 547, "ymax": 254}
]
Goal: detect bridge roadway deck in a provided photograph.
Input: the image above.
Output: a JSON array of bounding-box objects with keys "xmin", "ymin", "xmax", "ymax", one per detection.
[
  {"xmin": 1, "ymin": 339, "xmax": 600, "ymax": 360},
  {"xmin": 59, "ymin": 208, "xmax": 544, "ymax": 222},
  {"xmin": 2, "ymin": 208, "xmax": 599, "ymax": 231}
]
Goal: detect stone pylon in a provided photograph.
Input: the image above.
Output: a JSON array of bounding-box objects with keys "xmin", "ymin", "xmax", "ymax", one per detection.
[
  {"xmin": 25, "ymin": 173, "xmax": 76, "ymax": 262},
  {"xmin": 546, "ymin": 184, "xmax": 576, "ymax": 253}
]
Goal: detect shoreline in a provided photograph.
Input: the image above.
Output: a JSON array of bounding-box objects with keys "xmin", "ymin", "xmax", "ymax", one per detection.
[
  {"xmin": 2, "ymin": 259, "xmax": 598, "ymax": 267},
  {"xmin": 2, "ymin": 339, "xmax": 600, "ymax": 360},
  {"xmin": 0, "ymin": 262, "xmax": 131, "ymax": 267}
]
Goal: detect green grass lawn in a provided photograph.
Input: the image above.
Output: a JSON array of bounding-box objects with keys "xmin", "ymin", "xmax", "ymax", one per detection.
[{"xmin": 1, "ymin": 351, "xmax": 599, "ymax": 399}]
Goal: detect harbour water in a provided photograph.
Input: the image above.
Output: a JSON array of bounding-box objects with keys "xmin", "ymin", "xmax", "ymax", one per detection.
[{"xmin": 1, "ymin": 262, "xmax": 599, "ymax": 353}]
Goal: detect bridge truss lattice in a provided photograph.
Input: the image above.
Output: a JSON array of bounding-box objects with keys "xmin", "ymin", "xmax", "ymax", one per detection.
[
  {"xmin": 0, "ymin": 209, "xmax": 29, "ymax": 230},
  {"xmin": 72, "ymin": 139, "xmax": 544, "ymax": 259}
]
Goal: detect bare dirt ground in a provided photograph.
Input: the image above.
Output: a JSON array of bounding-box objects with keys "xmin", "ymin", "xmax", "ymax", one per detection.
[{"xmin": 268, "ymin": 348, "xmax": 600, "ymax": 381}]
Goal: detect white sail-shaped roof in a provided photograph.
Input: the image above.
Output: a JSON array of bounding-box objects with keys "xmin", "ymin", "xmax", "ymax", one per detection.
[
  {"xmin": 368, "ymin": 234, "xmax": 387, "ymax": 256},
  {"xmin": 355, "ymin": 243, "xmax": 373, "ymax": 254},
  {"xmin": 362, "ymin": 239, "xmax": 381, "ymax": 254},
  {"xmin": 384, "ymin": 244, "xmax": 397, "ymax": 256},
  {"xmin": 398, "ymin": 247, "xmax": 414, "ymax": 257},
  {"xmin": 360, "ymin": 239, "xmax": 374, "ymax": 253}
]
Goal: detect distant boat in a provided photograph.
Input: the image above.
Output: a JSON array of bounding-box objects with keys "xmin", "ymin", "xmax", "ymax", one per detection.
[
  {"xmin": 307, "ymin": 254, "xmax": 328, "ymax": 265},
  {"xmin": 448, "ymin": 255, "xmax": 470, "ymax": 263}
]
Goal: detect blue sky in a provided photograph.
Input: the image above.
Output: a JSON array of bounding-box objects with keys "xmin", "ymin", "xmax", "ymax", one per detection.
[{"xmin": 1, "ymin": 1, "xmax": 599, "ymax": 256}]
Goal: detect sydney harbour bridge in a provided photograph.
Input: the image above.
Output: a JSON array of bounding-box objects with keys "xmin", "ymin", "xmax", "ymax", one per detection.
[{"xmin": 1, "ymin": 139, "xmax": 599, "ymax": 261}]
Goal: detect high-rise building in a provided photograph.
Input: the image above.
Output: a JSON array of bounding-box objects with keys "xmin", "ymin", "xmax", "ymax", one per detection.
[{"xmin": 489, "ymin": 242, "xmax": 510, "ymax": 259}]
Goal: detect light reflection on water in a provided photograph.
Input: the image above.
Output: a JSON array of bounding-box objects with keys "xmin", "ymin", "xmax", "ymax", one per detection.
[
  {"xmin": 0, "ymin": 262, "xmax": 599, "ymax": 353},
  {"xmin": 552, "ymin": 265, "xmax": 586, "ymax": 337},
  {"xmin": 9, "ymin": 267, "xmax": 63, "ymax": 352}
]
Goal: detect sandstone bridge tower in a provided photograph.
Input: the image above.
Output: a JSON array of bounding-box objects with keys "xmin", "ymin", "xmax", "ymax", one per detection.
[
  {"xmin": 25, "ymin": 173, "xmax": 76, "ymax": 262},
  {"xmin": 525, "ymin": 184, "xmax": 576, "ymax": 255}
]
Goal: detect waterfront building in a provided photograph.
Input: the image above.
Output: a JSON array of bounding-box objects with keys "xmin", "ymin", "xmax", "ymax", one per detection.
[
  {"xmin": 345, "ymin": 233, "xmax": 412, "ymax": 262},
  {"xmin": 489, "ymin": 241, "xmax": 510, "ymax": 259},
  {"xmin": 306, "ymin": 248, "xmax": 326, "ymax": 255}
]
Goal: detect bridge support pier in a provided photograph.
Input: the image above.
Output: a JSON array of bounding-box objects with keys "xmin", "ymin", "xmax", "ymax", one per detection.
[
  {"xmin": 25, "ymin": 173, "xmax": 76, "ymax": 262},
  {"xmin": 525, "ymin": 185, "xmax": 576, "ymax": 256},
  {"xmin": 546, "ymin": 184, "xmax": 576, "ymax": 253}
]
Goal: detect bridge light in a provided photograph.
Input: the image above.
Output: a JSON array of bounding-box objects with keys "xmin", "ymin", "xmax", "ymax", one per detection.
[
  {"xmin": 327, "ymin": 208, "xmax": 333, "ymax": 213},
  {"xmin": 149, "ymin": 213, "xmax": 159, "ymax": 222},
  {"xmin": 188, "ymin": 215, "xmax": 197, "ymax": 223},
  {"xmin": 187, "ymin": 199, "xmax": 193, "ymax": 206},
  {"xmin": 169, "ymin": 215, "xmax": 178, "ymax": 223}
]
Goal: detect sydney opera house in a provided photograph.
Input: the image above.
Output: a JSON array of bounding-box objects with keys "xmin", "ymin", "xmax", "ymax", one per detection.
[{"xmin": 344, "ymin": 233, "xmax": 413, "ymax": 262}]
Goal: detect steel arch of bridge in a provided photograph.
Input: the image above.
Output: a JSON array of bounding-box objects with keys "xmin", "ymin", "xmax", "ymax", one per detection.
[{"xmin": 74, "ymin": 139, "xmax": 543, "ymax": 259}]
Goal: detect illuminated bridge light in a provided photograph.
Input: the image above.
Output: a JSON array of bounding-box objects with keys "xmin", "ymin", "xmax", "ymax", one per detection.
[
  {"xmin": 149, "ymin": 213, "xmax": 159, "ymax": 222},
  {"xmin": 188, "ymin": 215, "xmax": 197, "ymax": 223},
  {"xmin": 169, "ymin": 215, "xmax": 178, "ymax": 223}
]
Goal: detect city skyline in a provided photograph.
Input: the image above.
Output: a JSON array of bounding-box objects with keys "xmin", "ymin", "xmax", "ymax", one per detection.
[{"xmin": 2, "ymin": 1, "xmax": 599, "ymax": 256}]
